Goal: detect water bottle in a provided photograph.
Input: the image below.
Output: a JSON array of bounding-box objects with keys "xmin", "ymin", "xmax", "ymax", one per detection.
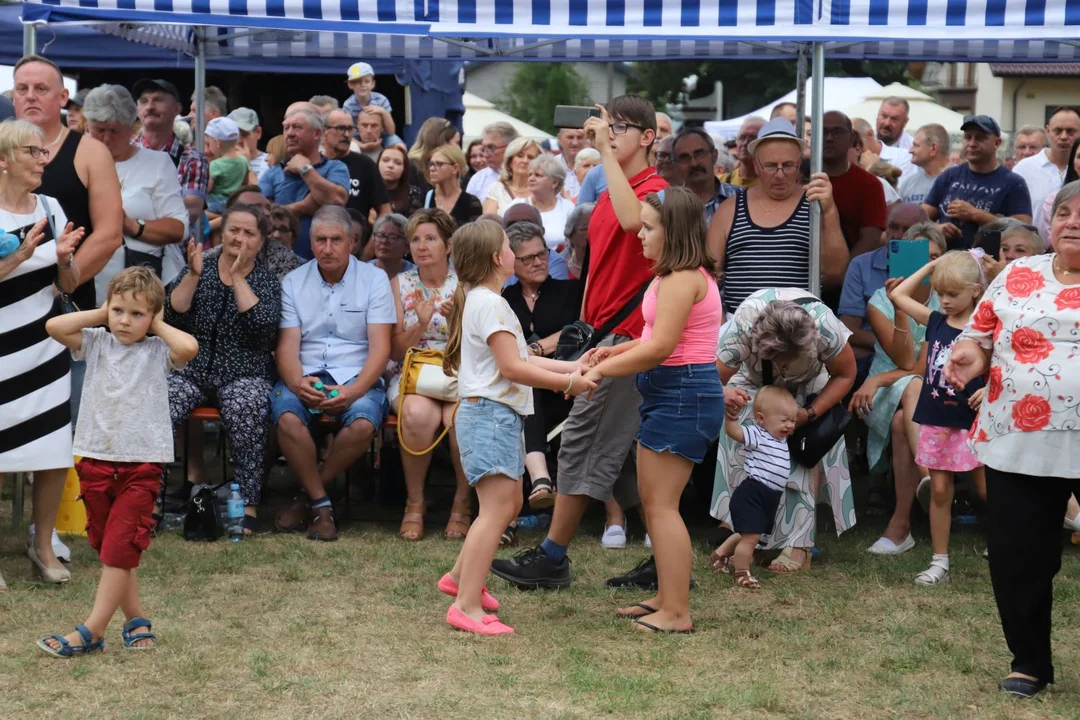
[
  {"xmin": 226, "ymin": 483, "xmax": 244, "ymax": 542},
  {"xmin": 515, "ymin": 514, "xmax": 551, "ymax": 530}
]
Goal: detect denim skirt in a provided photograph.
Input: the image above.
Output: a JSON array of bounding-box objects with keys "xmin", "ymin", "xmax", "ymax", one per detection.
[
  {"xmin": 636, "ymin": 363, "xmax": 725, "ymax": 464},
  {"xmin": 456, "ymin": 397, "xmax": 526, "ymax": 486}
]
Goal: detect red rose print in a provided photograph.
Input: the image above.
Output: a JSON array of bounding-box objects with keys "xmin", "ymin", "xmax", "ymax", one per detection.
[
  {"xmin": 1012, "ymin": 394, "xmax": 1052, "ymax": 432},
  {"xmin": 970, "ymin": 300, "xmax": 998, "ymax": 332},
  {"xmin": 1005, "ymin": 266, "xmax": 1045, "ymax": 298},
  {"xmin": 987, "ymin": 366, "xmax": 1003, "ymax": 403},
  {"xmin": 1011, "ymin": 326, "xmax": 1053, "ymax": 364},
  {"xmin": 993, "ymin": 321, "xmax": 1003, "ymax": 343},
  {"xmin": 1055, "ymin": 287, "xmax": 1080, "ymax": 311},
  {"xmin": 975, "ymin": 428, "xmax": 989, "ymax": 443}
]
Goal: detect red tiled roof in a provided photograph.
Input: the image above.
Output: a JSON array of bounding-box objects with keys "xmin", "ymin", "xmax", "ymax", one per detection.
[{"xmin": 990, "ymin": 63, "xmax": 1080, "ymax": 77}]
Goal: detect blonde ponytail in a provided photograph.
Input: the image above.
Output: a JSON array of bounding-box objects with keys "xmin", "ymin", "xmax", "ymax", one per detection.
[
  {"xmin": 441, "ymin": 219, "xmax": 508, "ymax": 375},
  {"xmin": 443, "ymin": 283, "xmax": 468, "ymax": 376}
]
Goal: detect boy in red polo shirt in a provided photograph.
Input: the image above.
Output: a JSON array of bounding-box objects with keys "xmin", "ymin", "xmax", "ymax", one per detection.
[{"xmin": 491, "ymin": 95, "xmax": 668, "ymax": 590}]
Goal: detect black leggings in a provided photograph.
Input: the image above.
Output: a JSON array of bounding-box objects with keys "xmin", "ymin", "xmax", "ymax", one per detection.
[
  {"xmin": 985, "ymin": 466, "xmax": 1080, "ymax": 684},
  {"xmin": 523, "ymin": 388, "xmax": 573, "ymax": 456}
]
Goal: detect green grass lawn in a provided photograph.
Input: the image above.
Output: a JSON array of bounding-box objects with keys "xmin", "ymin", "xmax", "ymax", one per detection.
[{"xmin": 1, "ymin": 510, "xmax": 1078, "ymax": 719}]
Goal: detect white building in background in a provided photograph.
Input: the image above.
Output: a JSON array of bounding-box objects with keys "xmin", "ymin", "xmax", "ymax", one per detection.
[{"xmin": 464, "ymin": 62, "xmax": 628, "ymax": 108}]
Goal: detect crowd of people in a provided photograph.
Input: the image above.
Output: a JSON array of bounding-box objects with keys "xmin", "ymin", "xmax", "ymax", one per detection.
[{"xmin": 0, "ymin": 54, "xmax": 1078, "ymax": 698}]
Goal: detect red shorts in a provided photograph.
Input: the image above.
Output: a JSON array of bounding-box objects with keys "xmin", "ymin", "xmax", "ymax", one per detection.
[{"xmin": 76, "ymin": 458, "xmax": 163, "ymax": 570}]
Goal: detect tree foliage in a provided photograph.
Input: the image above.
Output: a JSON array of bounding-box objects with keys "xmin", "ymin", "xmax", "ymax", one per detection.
[
  {"xmin": 628, "ymin": 58, "xmax": 912, "ymax": 117},
  {"xmin": 499, "ymin": 63, "xmax": 592, "ymax": 135}
]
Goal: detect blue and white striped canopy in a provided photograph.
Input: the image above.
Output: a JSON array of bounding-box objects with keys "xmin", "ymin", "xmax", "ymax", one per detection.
[{"xmin": 20, "ymin": 0, "xmax": 1080, "ymax": 61}]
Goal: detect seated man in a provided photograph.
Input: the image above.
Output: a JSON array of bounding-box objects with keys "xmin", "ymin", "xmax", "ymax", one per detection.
[
  {"xmin": 271, "ymin": 206, "xmax": 396, "ymax": 541},
  {"xmin": 838, "ymin": 202, "xmax": 927, "ymax": 387}
]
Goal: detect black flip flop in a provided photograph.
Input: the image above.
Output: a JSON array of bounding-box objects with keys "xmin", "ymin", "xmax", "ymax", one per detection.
[
  {"xmin": 633, "ymin": 619, "xmax": 695, "ymax": 634},
  {"xmin": 617, "ymin": 603, "xmax": 657, "ymax": 618}
]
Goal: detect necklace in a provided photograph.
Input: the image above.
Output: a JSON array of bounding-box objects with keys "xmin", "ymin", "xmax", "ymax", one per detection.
[
  {"xmin": 755, "ymin": 195, "xmax": 784, "ymax": 216},
  {"xmin": 523, "ymin": 289, "xmax": 540, "ymax": 301},
  {"xmin": 45, "ymin": 126, "xmax": 66, "ymax": 148},
  {"xmin": 1055, "ymin": 256, "xmax": 1076, "ymax": 277}
]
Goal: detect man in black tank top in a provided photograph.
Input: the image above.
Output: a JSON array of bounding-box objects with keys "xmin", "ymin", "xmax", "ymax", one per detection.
[{"xmin": 14, "ymin": 55, "xmax": 123, "ymax": 312}]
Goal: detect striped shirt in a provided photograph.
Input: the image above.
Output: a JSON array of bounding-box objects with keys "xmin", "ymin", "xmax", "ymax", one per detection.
[
  {"xmin": 742, "ymin": 425, "xmax": 790, "ymax": 491},
  {"xmin": 720, "ymin": 190, "xmax": 810, "ymax": 315}
]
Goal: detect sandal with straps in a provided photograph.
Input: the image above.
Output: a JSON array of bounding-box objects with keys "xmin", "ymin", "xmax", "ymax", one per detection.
[
  {"xmin": 499, "ymin": 523, "xmax": 517, "ymax": 548},
  {"xmin": 528, "ymin": 477, "xmax": 555, "ymax": 510},
  {"xmin": 122, "ymin": 617, "xmax": 158, "ymax": 650},
  {"xmin": 444, "ymin": 501, "xmax": 472, "ymax": 540},
  {"xmin": 710, "ymin": 547, "xmax": 733, "ymax": 574},
  {"xmin": 399, "ymin": 504, "xmax": 425, "ymax": 542},
  {"xmin": 37, "ymin": 624, "xmax": 105, "ymax": 659},
  {"xmin": 915, "ymin": 561, "xmax": 950, "ymax": 586},
  {"xmin": 767, "ymin": 546, "xmax": 812, "ymax": 574},
  {"xmin": 733, "ymin": 569, "xmax": 762, "ymax": 589}
]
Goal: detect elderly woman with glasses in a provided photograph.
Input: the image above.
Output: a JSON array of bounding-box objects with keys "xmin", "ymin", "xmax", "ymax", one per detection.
[
  {"xmin": 708, "ymin": 118, "xmax": 850, "ymax": 315},
  {"xmin": 500, "ymin": 220, "xmax": 582, "ymax": 514},
  {"xmin": 368, "ymin": 213, "xmax": 415, "ymax": 279},
  {"xmin": 422, "ymin": 143, "xmax": 482, "ymax": 227},
  {"xmin": 83, "ymin": 84, "xmax": 187, "ymax": 305},
  {"xmin": 269, "ymin": 204, "xmax": 299, "ymax": 251},
  {"xmin": 561, "ymin": 201, "xmax": 594, "ymax": 280},
  {"xmin": 482, "ymin": 137, "xmax": 542, "ymax": 215},
  {"xmin": 509, "ymin": 154, "xmax": 577, "ymax": 252}
]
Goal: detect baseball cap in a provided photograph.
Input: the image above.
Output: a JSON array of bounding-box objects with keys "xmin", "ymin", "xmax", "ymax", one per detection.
[
  {"xmin": 747, "ymin": 118, "xmax": 808, "ymax": 155},
  {"xmin": 65, "ymin": 89, "xmax": 89, "ymax": 110},
  {"xmin": 132, "ymin": 78, "xmax": 182, "ymax": 104},
  {"xmin": 347, "ymin": 62, "xmax": 375, "ymax": 81},
  {"xmin": 205, "ymin": 117, "xmax": 240, "ymax": 143},
  {"xmin": 228, "ymin": 107, "xmax": 260, "ymax": 133},
  {"xmin": 961, "ymin": 114, "xmax": 1001, "ymax": 136}
]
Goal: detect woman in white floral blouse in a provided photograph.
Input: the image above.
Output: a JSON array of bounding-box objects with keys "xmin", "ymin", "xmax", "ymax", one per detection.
[{"xmin": 945, "ymin": 181, "xmax": 1080, "ymax": 700}]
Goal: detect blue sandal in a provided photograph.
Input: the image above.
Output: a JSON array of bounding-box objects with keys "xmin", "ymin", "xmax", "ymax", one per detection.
[
  {"xmin": 36, "ymin": 624, "xmax": 104, "ymax": 659},
  {"xmin": 122, "ymin": 617, "xmax": 158, "ymax": 650}
]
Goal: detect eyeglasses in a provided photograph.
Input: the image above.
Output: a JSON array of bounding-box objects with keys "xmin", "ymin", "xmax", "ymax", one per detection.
[
  {"xmin": 655, "ymin": 151, "xmax": 672, "ymax": 162},
  {"xmin": 22, "ymin": 145, "xmax": 49, "ymax": 160},
  {"xmin": 327, "ymin": 124, "xmax": 354, "ymax": 134},
  {"xmin": 428, "ymin": 160, "xmax": 452, "ymax": 170},
  {"xmin": 482, "ymin": 143, "xmax": 506, "ymax": 153},
  {"xmin": 270, "ymin": 225, "xmax": 292, "ymax": 236},
  {"xmin": 515, "ymin": 250, "xmax": 548, "ymax": 266},
  {"xmin": 611, "ymin": 122, "xmax": 645, "ymax": 136},
  {"xmin": 374, "ymin": 232, "xmax": 405, "ymax": 243},
  {"xmin": 676, "ymin": 149, "xmax": 712, "ymax": 165},
  {"xmin": 736, "ymin": 133, "xmax": 757, "ymax": 144},
  {"xmin": 756, "ymin": 161, "xmax": 799, "ymax": 176}
]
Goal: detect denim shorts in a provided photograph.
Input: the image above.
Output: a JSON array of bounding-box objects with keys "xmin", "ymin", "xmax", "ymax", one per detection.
[
  {"xmin": 636, "ymin": 363, "xmax": 725, "ymax": 464},
  {"xmin": 270, "ymin": 372, "xmax": 387, "ymax": 431},
  {"xmin": 455, "ymin": 397, "xmax": 525, "ymax": 486}
]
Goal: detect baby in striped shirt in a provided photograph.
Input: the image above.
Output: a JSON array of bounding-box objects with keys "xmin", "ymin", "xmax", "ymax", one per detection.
[{"xmin": 713, "ymin": 386, "xmax": 798, "ymax": 590}]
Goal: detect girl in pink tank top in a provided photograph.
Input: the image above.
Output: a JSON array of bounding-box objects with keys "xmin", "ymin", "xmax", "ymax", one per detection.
[{"xmin": 583, "ymin": 187, "xmax": 725, "ymax": 634}]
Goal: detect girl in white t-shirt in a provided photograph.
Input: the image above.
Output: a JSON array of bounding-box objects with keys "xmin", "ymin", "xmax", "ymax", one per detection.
[{"xmin": 439, "ymin": 220, "xmax": 596, "ymax": 636}]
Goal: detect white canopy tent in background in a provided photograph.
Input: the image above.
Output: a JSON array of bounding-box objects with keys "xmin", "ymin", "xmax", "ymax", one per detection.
[
  {"xmin": 842, "ymin": 82, "xmax": 967, "ymax": 137},
  {"xmin": 18, "ymin": 0, "xmax": 1080, "ymax": 297},
  {"xmin": 462, "ymin": 92, "xmax": 552, "ymax": 145},
  {"xmin": 704, "ymin": 77, "xmax": 884, "ymax": 140}
]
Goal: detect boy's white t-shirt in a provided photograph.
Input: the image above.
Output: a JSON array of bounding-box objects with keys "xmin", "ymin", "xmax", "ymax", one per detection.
[
  {"xmin": 72, "ymin": 327, "xmax": 178, "ymax": 463},
  {"xmin": 458, "ymin": 286, "xmax": 534, "ymax": 416}
]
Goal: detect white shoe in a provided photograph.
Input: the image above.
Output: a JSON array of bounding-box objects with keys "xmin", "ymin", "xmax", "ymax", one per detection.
[
  {"xmin": 601, "ymin": 524, "xmax": 627, "ymax": 549},
  {"xmin": 29, "ymin": 525, "xmax": 72, "ymax": 564},
  {"xmin": 916, "ymin": 476, "xmax": 932, "ymax": 514},
  {"xmin": 644, "ymin": 533, "xmax": 652, "ymax": 549},
  {"xmin": 867, "ymin": 534, "xmax": 915, "ymax": 555},
  {"xmin": 1064, "ymin": 514, "xmax": 1080, "ymax": 532}
]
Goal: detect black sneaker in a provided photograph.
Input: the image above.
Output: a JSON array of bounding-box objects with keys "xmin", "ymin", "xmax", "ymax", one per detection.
[
  {"xmin": 605, "ymin": 556, "xmax": 697, "ymax": 591},
  {"xmin": 998, "ymin": 676, "xmax": 1047, "ymax": 699},
  {"xmin": 490, "ymin": 546, "xmax": 571, "ymax": 589}
]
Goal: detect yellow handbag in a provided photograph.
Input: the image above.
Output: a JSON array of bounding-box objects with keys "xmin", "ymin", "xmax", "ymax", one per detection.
[{"xmin": 397, "ymin": 347, "xmax": 459, "ymax": 456}]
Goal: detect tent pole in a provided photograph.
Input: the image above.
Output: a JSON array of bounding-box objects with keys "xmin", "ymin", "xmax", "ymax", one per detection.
[
  {"xmin": 194, "ymin": 27, "xmax": 207, "ymax": 154},
  {"xmin": 23, "ymin": 24, "xmax": 37, "ymax": 56},
  {"xmin": 794, "ymin": 44, "xmax": 808, "ymax": 140},
  {"xmin": 808, "ymin": 41, "xmax": 824, "ymax": 298}
]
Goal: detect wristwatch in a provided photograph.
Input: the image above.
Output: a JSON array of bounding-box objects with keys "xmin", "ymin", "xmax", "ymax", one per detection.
[
  {"xmin": 299, "ymin": 164, "xmax": 314, "ymax": 176},
  {"xmin": 134, "ymin": 219, "xmax": 146, "ymax": 238},
  {"xmin": 806, "ymin": 406, "xmax": 818, "ymax": 423}
]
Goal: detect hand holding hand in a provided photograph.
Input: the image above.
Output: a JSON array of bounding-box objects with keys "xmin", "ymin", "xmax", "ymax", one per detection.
[
  {"xmin": 576, "ymin": 349, "xmax": 596, "ymax": 374},
  {"xmin": 805, "ymin": 173, "xmax": 836, "ymax": 214},
  {"xmin": 943, "ymin": 343, "xmax": 988, "ymax": 391},
  {"xmin": 724, "ymin": 386, "xmax": 750, "ymax": 417},
  {"xmin": 591, "ymin": 347, "xmax": 613, "ymax": 366},
  {"xmin": 581, "ymin": 368, "xmax": 604, "ymax": 399},
  {"xmin": 565, "ymin": 370, "xmax": 596, "ymax": 399},
  {"xmin": 187, "ymin": 241, "xmax": 204, "ymax": 278}
]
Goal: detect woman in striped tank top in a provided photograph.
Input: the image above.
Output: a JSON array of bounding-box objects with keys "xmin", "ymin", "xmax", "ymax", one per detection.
[
  {"xmin": 584, "ymin": 187, "xmax": 724, "ymax": 634},
  {"xmin": 707, "ymin": 118, "xmax": 850, "ymax": 315}
]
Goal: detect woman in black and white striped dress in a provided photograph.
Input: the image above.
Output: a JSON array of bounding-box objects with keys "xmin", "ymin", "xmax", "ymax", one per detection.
[{"xmin": 0, "ymin": 120, "xmax": 85, "ymax": 588}]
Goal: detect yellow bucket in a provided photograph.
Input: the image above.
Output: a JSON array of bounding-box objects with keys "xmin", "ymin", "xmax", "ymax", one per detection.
[{"xmin": 54, "ymin": 461, "xmax": 87, "ymax": 536}]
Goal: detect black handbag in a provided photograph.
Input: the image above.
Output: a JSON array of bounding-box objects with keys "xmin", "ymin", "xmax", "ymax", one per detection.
[
  {"xmin": 554, "ymin": 280, "xmax": 651, "ymax": 361},
  {"xmin": 124, "ymin": 244, "xmax": 164, "ymax": 277},
  {"xmin": 183, "ymin": 485, "xmax": 223, "ymax": 542},
  {"xmin": 759, "ymin": 296, "xmax": 851, "ymax": 468}
]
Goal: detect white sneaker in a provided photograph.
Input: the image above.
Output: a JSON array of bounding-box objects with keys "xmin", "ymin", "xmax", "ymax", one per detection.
[
  {"xmin": 867, "ymin": 534, "xmax": 915, "ymax": 555},
  {"xmin": 601, "ymin": 524, "xmax": 627, "ymax": 549},
  {"xmin": 29, "ymin": 525, "xmax": 72, "ymax": 564},
  {"xmin": 644, "ymin": 533, "xmax": 652, "ymax": 549}
]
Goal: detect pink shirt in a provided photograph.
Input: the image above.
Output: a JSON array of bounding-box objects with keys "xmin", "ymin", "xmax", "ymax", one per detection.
[{"xmin": 641, "ymin": 267, "xmax": 722, "ymax": 366}]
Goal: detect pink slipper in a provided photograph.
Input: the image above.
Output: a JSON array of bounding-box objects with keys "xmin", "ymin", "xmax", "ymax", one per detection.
[
  {"xmin": 446, "ymin": 605, "xmax": 514, "ymax": 635},
  {"xmin": 438, "ymin": 573, "xmax": 500, "ymax": 611}
]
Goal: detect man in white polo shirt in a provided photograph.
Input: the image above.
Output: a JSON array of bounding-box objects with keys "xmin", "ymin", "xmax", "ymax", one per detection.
[{"xmin": 1012, "ymin": 106, "xmax": 1080, "ymax": 233}]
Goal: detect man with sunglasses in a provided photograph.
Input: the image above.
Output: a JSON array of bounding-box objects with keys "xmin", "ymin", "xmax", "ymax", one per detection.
[
  {"xmin": 492, "ymin": 95, "xmax": 669, "ymax": 592},
  {"xmin": 719, "ymin": 116, "xmax": 766, "ymax": 189},
  {"xmin": 820, "ymin": 111, "xmax": 887, "ymax": 258},
  {"xmin": 673, "ymin": 127, "xmax": 737, "ymax": 227},
  {"xmin": 465, "ymin": 121, "xmax": 519, "ymax": 203},
  {"xmin": 321, "ymin": 108, "xmax": 390, "ymax": 224}
]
